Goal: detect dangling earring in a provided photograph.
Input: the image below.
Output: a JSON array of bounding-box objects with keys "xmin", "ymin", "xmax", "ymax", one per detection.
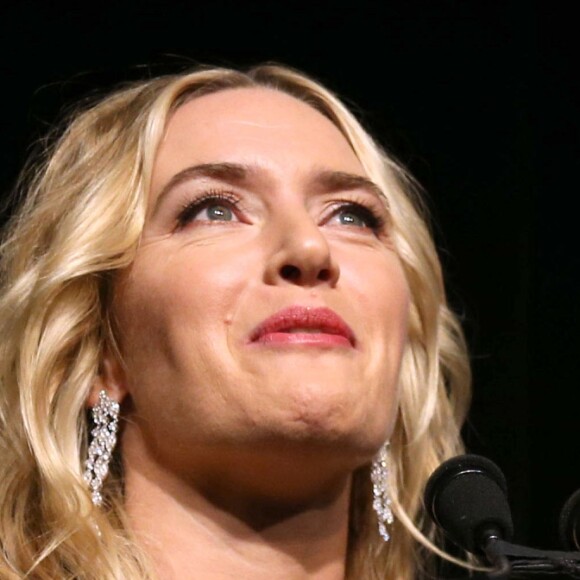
[
  {"xmin": 83, "ymin": 390, "xmax": 120, "ymax": 506},
  {"xmin": 371, "ymin": 441, "xmax": 394, "ymax": 541}
]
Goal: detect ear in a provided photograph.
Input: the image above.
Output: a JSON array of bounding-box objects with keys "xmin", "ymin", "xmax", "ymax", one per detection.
[{"xmin": 86, "ymin": 350, "xmax": 129, "ymax": 408}]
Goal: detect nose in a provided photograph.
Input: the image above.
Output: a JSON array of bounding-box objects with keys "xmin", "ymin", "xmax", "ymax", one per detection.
[{"xmin": 263, "ymin": 211, "xmax": 340, "ymax": 287}]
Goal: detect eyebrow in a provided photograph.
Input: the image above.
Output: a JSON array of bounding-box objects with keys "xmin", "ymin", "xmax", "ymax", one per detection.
[
  {"xmin": 310, "ymin": 169, "xmax": 385, "ymax": 201},
  {"xmin": 152, "ymin": 162, "xmax": 252, "ymax": 216},
  {"xmin": 152, "ymin": 162, "xmax": 386, "ymax": 215}
]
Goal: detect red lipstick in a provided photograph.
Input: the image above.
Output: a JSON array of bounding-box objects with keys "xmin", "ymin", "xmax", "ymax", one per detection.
[{"xmin": 249, "ymin": 306, "xmax": 355, "ymax": 348}]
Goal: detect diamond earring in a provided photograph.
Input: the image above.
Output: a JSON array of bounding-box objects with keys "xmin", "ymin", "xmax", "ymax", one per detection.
[
  {"xmin": 371, "ymin": 441, "xmax": 394, "ymax": 541},
  {"xmin": 83, "ymin": 390, "xmax": 120, "ymax": 506}
]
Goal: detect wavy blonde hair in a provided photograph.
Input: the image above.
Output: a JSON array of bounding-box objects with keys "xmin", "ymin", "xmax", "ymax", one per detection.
[{"xmin": 0, "ymin": 64, "xmax": 470, "ymax": 579}]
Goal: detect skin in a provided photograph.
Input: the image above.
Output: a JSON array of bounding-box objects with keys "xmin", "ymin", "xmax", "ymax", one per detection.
[{"xmin": 96, "ymin": 87, "xmax": 410, "ymax": 579}]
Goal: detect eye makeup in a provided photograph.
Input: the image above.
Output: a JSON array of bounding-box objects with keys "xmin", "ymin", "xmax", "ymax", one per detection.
[
  {"xmin": 175, "ymin": 190, "xmax": 243, "ymax": 230},
  {"xmin": 173, "ymin": 186, "xmax": 390, "ymax": 239},
  {"xmin": 324, "ymin": 197, "xmax": 388, "ymax": 234}
]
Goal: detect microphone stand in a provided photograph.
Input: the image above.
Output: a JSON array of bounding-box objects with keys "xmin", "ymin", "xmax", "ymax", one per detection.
[{"xmin": 483, "ymin": 536, "xmax": 580, "ymax": 578}]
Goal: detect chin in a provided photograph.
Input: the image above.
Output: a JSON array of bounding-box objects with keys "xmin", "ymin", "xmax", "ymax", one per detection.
[{"xmin": 269, "ymin": 395, "xmax": 391, "ymax": 462}]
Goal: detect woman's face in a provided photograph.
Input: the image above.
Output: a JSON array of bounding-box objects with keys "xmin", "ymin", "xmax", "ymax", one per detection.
[{"xmin": 111, "ymin": 87, "xmax": 410, "ymax": 478}]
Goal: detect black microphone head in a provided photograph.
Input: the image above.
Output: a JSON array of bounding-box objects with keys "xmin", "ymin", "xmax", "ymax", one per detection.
[
  {"xmin": 559, "ymin": 488, "xmax": 580, "ymax": 550},
  {"xmin": 424, "ymin": 454, "xmax": 514, "ymax": 554}
]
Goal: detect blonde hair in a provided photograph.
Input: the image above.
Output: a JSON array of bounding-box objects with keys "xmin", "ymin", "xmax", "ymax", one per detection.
[{"xmin": 0, "ymin": 64, "xmax": 470, "ymax": 579}]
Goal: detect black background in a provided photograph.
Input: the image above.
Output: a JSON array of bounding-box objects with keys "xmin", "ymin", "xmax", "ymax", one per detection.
[{"xmin": 1, "ymin": 0, "xmax": 578, "ymax": 571}]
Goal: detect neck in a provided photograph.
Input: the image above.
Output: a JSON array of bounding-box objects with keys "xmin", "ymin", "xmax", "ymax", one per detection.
[{"xmin": 123, "ymin": 427, "xmax": 352, "ymax": 580}]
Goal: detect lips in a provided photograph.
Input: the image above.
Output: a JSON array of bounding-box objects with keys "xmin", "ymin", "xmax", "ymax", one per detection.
[{"xmin": 249, "ymin": 306, "xmax": 356, "ymax": 347}]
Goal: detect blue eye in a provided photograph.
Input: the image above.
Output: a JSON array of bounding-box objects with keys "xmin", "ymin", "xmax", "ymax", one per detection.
[
  {"xmin": 336, "ymin": 209, "xmax": 370, "ymax": 227},
  {"xmin": 329, "ymin": 203, "xmax": 384, "ymax": 232},
  {"xmin": 201, "ymin": 204, "xmax": 234, "ymax": 221},
  {"xmin": 176, "ymin": 192, "xmax": 240, "ymax": 228}
]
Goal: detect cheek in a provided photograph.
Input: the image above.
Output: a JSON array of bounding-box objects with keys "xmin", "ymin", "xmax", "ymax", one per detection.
[
  {"xmin": 373, "ymin": 257, "xmax": 411, "ymax": 392},
  {"xmin": 114, "ymin": 245, "xmax": 254, "ymax": 387},
  {"xmin": 342, "ymin": 249, "xmax": 410, "ymax": 342},
  {"xmin": 338, "ymin": 248, "xmax": 410, "ymax": 435},
  {"xmin": 112, "ymin": 245, "xmax": 263, "ymax": 453}
]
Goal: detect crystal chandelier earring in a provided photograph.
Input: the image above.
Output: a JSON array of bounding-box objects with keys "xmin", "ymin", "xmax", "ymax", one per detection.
[
  {"xmin": 371, "ymin": 441, "xmax": 394, "ymax": 541},
  {"xmin": 83, "ymin": 390, "xmax": 120, "ymax": 506}
]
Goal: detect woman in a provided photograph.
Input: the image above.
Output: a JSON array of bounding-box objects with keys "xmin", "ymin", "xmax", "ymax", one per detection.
[{"xmin": 0, "ymin": 64, "xmax": 470, "ymax": 579}]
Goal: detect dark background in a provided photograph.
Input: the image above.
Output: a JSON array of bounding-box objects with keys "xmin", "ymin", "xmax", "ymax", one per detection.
[{"xmin": 1, "ymin": 0, "xmax": 578, "ymax": 574}]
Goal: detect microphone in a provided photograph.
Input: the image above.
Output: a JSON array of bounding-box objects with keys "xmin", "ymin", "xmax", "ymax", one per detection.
[
  {"xmin": 425, "ymin": 455, "xmax": 580, "ymax": 578},
  {"xmin": 424, "ymin": 454, "xmax": 514, "ymax": 555},
  {"xmin": 560, "ymin": 488, "xmax": 580, "ymax": 550}
]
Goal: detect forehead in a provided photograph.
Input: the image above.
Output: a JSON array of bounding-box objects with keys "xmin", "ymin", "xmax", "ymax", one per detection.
[{"xmin": 150, "ymin": 87, "xmax": 365, "ymax": 197}]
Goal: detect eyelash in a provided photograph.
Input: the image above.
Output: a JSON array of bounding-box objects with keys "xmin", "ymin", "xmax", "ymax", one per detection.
[
  {"xmin": 176, "ymin": 190, "xmax": 242, "ymax": 229},
  {"xmin": 326, "ymin": 198, "xmax": 387, "ymax": 233},
  {"xmin": 175, "ymin": 190, "xmax": 388, "ymax": 234}
]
